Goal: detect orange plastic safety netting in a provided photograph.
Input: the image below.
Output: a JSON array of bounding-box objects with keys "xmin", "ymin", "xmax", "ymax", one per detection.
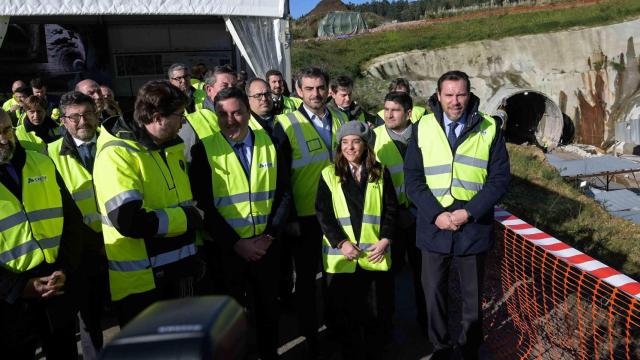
[{"xmin": 483, "ymin": 208, "xmax": 640, "ymax": 360}]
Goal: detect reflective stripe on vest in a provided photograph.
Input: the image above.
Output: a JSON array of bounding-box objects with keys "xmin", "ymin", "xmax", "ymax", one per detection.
[
  {"xmin": 94, "ymin": 132, "xmax": 195, "ymax": 301},
  {"xmin": 48, "ymin": 138, "xmax": 102, "ymax": 233},
  {"xmin": 186, "ymin": 109, "xmax": 219, "ymax": 140},
  {"xmin": 0, "ymin": 151, "xmax": 63, "ymax": 272},
  {"xmin": 108, "ymin": 243, "xmax": 196, "ymax": 272},
  {"xmin": 203, "ymin": 129, "xmax": 277, "ymax": 238},
  {"xmin": 275, "ymin": 109, "xmax": 347, "ymax": 216},
  {"xmin": 320, "ymin": 165, "xmax": 390, "ymax": 274},
  {"xmin": 373, "ymin": 125, "xmax": 408, "ymax": 206},
  {"xmin": 417, "ymin": 113, "xmax": 496, "ymax": 207}
]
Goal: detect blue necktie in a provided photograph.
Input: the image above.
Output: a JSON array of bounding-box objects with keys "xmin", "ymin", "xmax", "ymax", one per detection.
[
  {"xmin": 447, "ymin": 122, "xmax": 459, "ymax": 147},
  {"xmin": 233, "ymin": 143, "xmax": 250, "ymax": 177},
  {"xmin": 79, "ymin": 142, "xmax": 95, "ymax": 173}
]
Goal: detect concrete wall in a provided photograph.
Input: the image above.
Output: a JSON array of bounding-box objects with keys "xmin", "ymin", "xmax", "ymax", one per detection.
[{"xmin": 364, "ymin": 18, "xmax": 640, "ymax": 147}]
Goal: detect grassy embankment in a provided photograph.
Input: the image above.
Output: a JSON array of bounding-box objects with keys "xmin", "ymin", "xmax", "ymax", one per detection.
[
  {"xmin": 504, "ymin": 144, "xmax": 640, "ymax": 279},
  {"xmin": 292, "ymin": 0, "xmax": 640, "ymax": 109}
]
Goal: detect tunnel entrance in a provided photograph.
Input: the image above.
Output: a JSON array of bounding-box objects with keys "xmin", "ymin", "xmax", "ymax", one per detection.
[
  {"xmin": 504, "ymin": 92, "xmax": 547, "ymax": 146},
  {"xmin": 485, "ymin": 87, "xmax": 565, "ymax": 150}
]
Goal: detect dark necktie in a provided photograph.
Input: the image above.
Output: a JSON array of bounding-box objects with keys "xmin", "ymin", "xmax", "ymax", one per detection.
[
  {"xmin": 233, "ymin": 142, "xmax": 250, "ymax": 177},
  {"xmin": 79, "ymin": 142, "xmax": 95, "ymax": 173},
  {"xmin": 447, "ymin": 122, "xmax": 460, "ymax": 147}
]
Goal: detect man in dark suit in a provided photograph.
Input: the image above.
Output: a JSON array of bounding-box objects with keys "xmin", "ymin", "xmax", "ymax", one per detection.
[{"xmin": 405, "ymin": 70, "xmax": 510, "ymax": 360}]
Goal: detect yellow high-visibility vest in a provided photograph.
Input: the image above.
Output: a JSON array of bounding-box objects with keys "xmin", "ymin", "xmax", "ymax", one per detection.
[
  {"xmin": 202, "ymin": 129, "xmax": 277, "ymax": 238},
  {"xmin": 417, "ymin": 113, "xmax": 497, "ymax": 207},
  {"xmin": 48, "ymin": 138, "xmax": 102, "ymax": 233},
  {"xmin": 275, "ymin": 109, "xmax": 347, "ymax": 216},
  {"xmin": 373, "ymin": 125, "xmax": 408, "ymax": 206},
  {"xmin": 94, "ymin": 128, "xmax": 196, "ymax": 301},
  {"xmin": 320, "ymin": 165, "xmax": 390, "ymax": 273},
  {"xmin": 0, "ymin": 150, "xmax": 63, "ymax": 272}
]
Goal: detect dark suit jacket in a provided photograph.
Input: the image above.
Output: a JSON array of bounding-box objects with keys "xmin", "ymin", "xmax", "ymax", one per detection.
[{"xmin": 404, "ymin": 93, "xmax": 510, "ymax": 255}]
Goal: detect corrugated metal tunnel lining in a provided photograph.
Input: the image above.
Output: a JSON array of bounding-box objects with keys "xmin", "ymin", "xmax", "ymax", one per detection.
[{"xmin": 484, "ymin": 86, "xmax": 566, "ymax": 150}]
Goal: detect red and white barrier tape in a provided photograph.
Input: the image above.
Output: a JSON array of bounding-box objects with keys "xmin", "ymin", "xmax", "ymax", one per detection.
[{"xmin": 494, "ymin": 207, "xmax": 640, "ymax": 300}]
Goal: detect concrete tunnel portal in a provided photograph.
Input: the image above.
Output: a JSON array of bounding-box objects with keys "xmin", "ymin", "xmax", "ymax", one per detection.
[{"xmin": 484, "ymin": 87, "xmax": 568, "ymax": 150}]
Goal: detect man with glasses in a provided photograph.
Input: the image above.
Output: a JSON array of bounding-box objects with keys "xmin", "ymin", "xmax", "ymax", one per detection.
[
  {"xmin": 168, "ymin": 63, "xmax": 205, "ymax": 114},
  {"xmin": 246, "ymin": 78, "xmax": 276, "ymax": 137},
  {"xmin": 48, "ymin": 91, "xmax": 105, "ymax": 359},
  {"xmin": 93, "ymin": 80, "xmax": 204, "ymax": 326}
]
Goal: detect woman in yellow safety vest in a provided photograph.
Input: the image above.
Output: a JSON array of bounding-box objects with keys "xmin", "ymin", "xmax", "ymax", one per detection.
[{"xmin": 315, "ymin": 120, "xmax": 399, "ymax": 359}]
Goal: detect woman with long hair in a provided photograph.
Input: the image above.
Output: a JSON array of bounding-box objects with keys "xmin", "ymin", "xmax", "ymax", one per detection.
[{"xmin": 316, "ymin": 120, "xmax": 398, "ymax": 359}]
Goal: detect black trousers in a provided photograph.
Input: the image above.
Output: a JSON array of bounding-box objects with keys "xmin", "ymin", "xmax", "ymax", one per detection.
[
  {"xmin": 326, "ymin": 267, "xmax": 393, "ymax": 360},
  {"xmin": 291, "ymin": 216, "xmax": 323, "ymax": 353},
  {"xmin": 0, "ymin": 293, "xmax": 78, "ymax": 360},
  {"xmin": 391, "ymin": 216, "xmax": 427, "ymax": 327},
  {"xmin": 421, "ymin": 251, "xmax": 486, "ymax": 360},
  {"xmin": 218, "ymin": 239, "xmax": 281, "ymax": 360},
  {"xmin": 77, "ymin": 252, "xmax": 109, "ymax": 360}
]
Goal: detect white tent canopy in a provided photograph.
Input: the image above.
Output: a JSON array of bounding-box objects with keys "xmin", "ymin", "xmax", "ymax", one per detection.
[
  {"xmin": 0, "ymin": 0, "xmax": 290, "ymax": 82},
  {"xmin": 0, "ymin": 0, "xmax": 286, "ymax": 18}
]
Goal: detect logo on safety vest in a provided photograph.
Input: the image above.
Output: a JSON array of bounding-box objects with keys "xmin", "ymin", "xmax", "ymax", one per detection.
[
  {"xmin": 258, "ymin": 162, "xmax": 274, "ymax": 168},
  {"xmin": 27, "ymin": 175, "xmax": 47, "ymax": 184}
]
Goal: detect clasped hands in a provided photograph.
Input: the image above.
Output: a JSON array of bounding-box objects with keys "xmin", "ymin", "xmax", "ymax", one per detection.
[
  {"xmin": 233, "ymin": 233, "xmax": 274, "ymax": 262},
  {"xmin": 23, "ymin": 270, "xmax": 66, "ymax": 299},
  {"xmin": 435, "ymin": 209, "xmax": 469, "ymax": 231},
  {"xmin": 340, "ymin": 238, "xmax": 390, "ymax": 263}
]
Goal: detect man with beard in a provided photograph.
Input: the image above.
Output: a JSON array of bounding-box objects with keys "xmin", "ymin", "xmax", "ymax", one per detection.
[
  {"xmin": 273, "ymin": 67, "xmax": 348, "ymax": 358},
  {"xmin": 93, "ymin": 80, "xmax": 204, "ymax": 326},
  {"xmin": 15, "ymin": 95, "xmax": 61, "ymax": 153},
  {"xmin": 180, "ymin": 65, "xmax": 237, "ymax": 162},
  {"xmin": 48, "ymin": 91, "xmax": 105, "ymax": 359},
  {"xmin": 168, "ymin": 63, "xmax": 206, "ymax": 114},
  {"xmin": 405, "ymin": 71, "xmax": 510, "ymax": 360},
  {"xmin": 0, "ymin": 108, "xmax": 88, "ymax": 359},
  {"xmin": 266, "ymin": 69, "xmax": 301, "ymax": 115}
]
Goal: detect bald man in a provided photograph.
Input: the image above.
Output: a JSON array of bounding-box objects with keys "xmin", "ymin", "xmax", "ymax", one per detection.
[
  {"xmin": 3, "ymin": 80, "xmax": 27, "ymax": 114},
  {"xmin": 75, "ymin": 79, "xmax": 110, "ymax": 121}
]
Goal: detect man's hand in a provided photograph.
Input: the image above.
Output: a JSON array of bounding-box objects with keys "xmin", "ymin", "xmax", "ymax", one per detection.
[
  {"xmin": 9, "ymin": 104, "xmax": 19, "ymax": 113},
  {"xmin": 339, "ymin": 241, "xmax": 360, "ymax": 260},
  {"xmin": 23, "ymin": 270, "xmax": 66, "ymax": 299},
  {"xmin": 450, "ymin": 209, "xmax": 469, "ymax": 227},
  {"xmin": 435, "ymin": 212, "xmax": 458, "ymax": 231},
  {"xmin": 233, "ymin": 238, "xmax": 266, "ymax": 262},
  {"xmin": 366, "ymin": 238, "xmax": 390, "ymax": 263},
  {"xmin": 254, "ymin": 234, "xmax": 274, "ymax": 253}
]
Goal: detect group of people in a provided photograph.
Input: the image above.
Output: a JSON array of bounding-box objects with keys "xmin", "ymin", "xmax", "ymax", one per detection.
[{"xmin": 0, "ymin": 62, "xmax": 509, "ymax": 360}]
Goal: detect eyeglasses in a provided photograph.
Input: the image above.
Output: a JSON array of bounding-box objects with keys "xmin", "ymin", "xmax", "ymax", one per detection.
[
  {"xmin": 170, "ymin": 75, "xmax": 191, "ymax": 82},
  {"xmin": 249, "ymin": 92, "xmax": 271, "ymax": 100},
  {"xmin": 62, "ymin": 112, "xmax": 98, "ymax": 123}
]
